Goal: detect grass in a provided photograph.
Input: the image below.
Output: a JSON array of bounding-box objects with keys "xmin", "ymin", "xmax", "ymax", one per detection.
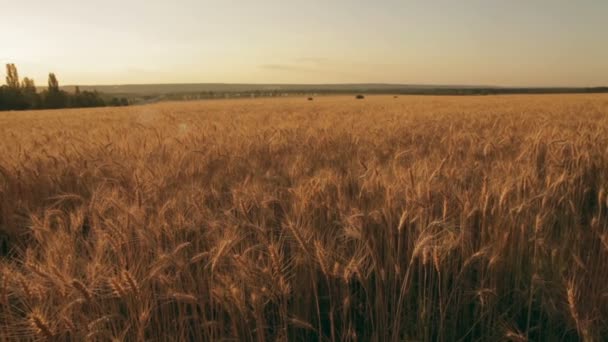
[{"xmin": 1, "ymin": 94, "xmax": 607, "ymax": 341}]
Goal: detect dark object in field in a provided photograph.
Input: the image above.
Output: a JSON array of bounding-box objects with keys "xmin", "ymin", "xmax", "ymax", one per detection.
[
  {"xmin": 394, "ymin": 95, "xmax": 398, "ymax": 98},
  {"xmin": 81, "ymin": 216, "xmax": 91, "ymax": 239},
  {"xmin": 0, "ymin": 234, "xmax": 8, "ymax": 257},
  {"xmin": 356, "ymin": 95, "xmax": 365, "ymax": 99},
  {"xmin": 308, "ymin": 97, "xmax": 313, "ymax": 101}
]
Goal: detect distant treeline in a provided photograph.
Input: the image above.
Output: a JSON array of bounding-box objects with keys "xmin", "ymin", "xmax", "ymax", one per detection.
[
  {"xmin": 0, "ymin": 64, "xmax": 128, "ymax": 111},
  {"xmin": 384, "ymin": 87, "xmax": 608, "ymax": 96},
  {"xmin": 73, "ymin": 83, "xmax": 608, "ymax": 101},
  {"xmin": 149, "ymin": 86, "xmax": 608, "ymax": 103}
]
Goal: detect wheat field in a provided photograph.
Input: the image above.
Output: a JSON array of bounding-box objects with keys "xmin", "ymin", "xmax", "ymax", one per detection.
[{"xmin": 0, "ymin": 95, "xmax": 607, "ymax": 341}]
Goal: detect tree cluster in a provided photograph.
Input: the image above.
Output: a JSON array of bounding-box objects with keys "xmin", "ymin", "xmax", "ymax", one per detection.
[{"xmin": 0, "ymin": 64, "xmax": 128, "ymax": 111}]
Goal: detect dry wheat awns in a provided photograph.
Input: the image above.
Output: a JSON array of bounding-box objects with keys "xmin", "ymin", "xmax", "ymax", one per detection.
[{"xmin": 1, "ymin": 95, "xmax": 607, "ymax": 341}]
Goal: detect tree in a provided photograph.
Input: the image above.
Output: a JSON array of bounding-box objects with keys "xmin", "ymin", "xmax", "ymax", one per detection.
[
  {"xmin": 22, "ymin": 77, "xmax": 35, "ymax": 92},
  {"xmin": 47, "ymin": 73, "xmax": 59, "ymax": 92},
  {"xmin": 1, "ymin": 64, "xmax": 28, "ymax": 110},
  {"xmin": 5, "ymin": 64, "xmax": 20, "ymax": 89},
  {"xmin": 21, "ymin": 77, "xmax": 40, "ymax": 109},
  {"xmin": 0, "ymin": 86, "xmax": 6, "ymax": 111},
  {"xmin": 0, "ymin": 64, "xmax": 114, "ymax": 111},
  {"xmin": 71, "ymin": 87, "xmax": 107, "ymax": 108},
  {"xmin": 43, "ymin": 73, "xmax": 67, "ymax": 108}
]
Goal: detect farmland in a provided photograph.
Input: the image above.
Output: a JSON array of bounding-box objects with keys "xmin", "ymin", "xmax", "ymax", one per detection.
[{"xmin": 1, "ymin": 95, "xmax": 607, "ymax": 340}]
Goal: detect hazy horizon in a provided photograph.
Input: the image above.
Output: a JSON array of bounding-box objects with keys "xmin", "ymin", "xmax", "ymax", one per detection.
[{"xmin": 3, "ymin": 0, "xmax": 608, "ymax": 87}]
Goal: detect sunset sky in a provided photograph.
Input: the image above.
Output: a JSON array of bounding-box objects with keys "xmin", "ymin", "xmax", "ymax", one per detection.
[{"xmin": 2, "ymin": 0, "xmax": 607, "ymax": 86}]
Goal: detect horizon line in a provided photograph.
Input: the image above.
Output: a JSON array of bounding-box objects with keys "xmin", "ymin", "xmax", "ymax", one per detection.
[{"xmin": 56, "ymin": 82, "xmax": 607, "ymax": 89}]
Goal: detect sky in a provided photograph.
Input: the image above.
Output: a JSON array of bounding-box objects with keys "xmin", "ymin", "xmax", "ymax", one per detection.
[{"xmin": 1, "ymin": 0, "xmax": 607, "ymax": 86}]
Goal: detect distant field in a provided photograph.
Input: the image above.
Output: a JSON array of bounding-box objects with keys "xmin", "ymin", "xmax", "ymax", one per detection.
[
  {"xmin": 60, "ymin": 83, "xmax": 493, "ymax": 94},
  {"xmin": 1, "ymin": 95, "xmax": 608, "ymax": 340},
  {"xmin": 58, "ymin": 83, "xmax": 608, "ymax": 103}
]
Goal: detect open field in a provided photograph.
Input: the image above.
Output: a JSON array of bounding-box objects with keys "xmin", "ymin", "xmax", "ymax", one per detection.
[{"xmin": 1, "ymin": 95, "xmax": 608, "ymax": 340}]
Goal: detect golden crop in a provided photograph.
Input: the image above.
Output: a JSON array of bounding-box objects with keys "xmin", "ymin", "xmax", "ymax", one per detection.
[{"xmin": 1, "ymin": 95, "xmax": 607, "ymax": 340}]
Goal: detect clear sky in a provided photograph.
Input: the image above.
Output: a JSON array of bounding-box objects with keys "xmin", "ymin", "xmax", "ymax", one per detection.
[{"xmin": 2, "ymin": 0, "xmax": 607, "ymax": 86}]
